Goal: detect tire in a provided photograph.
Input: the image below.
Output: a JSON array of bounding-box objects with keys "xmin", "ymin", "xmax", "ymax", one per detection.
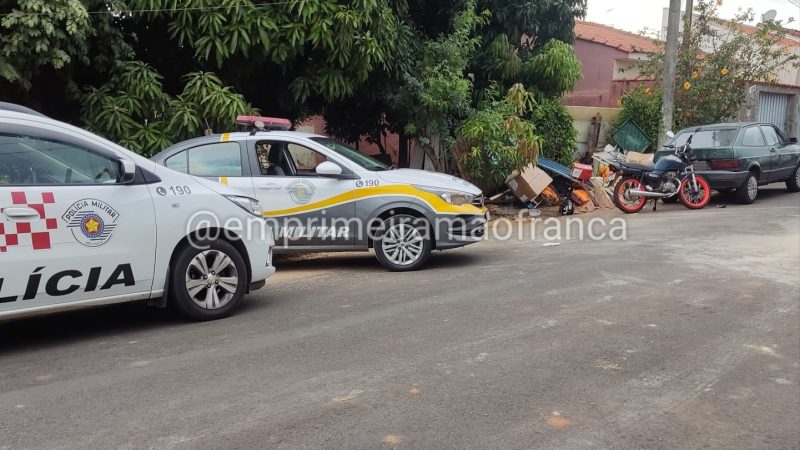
[
  {"xmin": 374, "ymin": 214, "xmax": 433, "ymax": 271},
  {"xmin": 169, "ymin": 239, "xmax": 248, "ymax": 321},
  {"xmin": 679, "ymin": 175, "xmax": 711, "ymax": 209},
  {"xmin": 787, "ymin": 165, "xmax": 800, "ymax": 192},
  {"xmin": 735, "ymin": 172, "xmax": 758, "ymax": 204},
  {"xmin": 613, "ymin": 177, "xmax": 647, "ymax": 214}
]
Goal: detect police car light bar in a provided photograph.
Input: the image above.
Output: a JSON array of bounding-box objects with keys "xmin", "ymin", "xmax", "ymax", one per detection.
[{"xmin": 236, "ymin": 115, "xmax": 292, "ymax": 131}]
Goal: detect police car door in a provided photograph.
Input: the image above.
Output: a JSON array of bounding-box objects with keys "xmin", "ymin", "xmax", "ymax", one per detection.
[
  {"xmin": 0, "ymin": 128, "xmax": 156, "ymax": 313},
  {"xmin": 246, "ymin": 139, "xmax": 355, "ymax": 248}
]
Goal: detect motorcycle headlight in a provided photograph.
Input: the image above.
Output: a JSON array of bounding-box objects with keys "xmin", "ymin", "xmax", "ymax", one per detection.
[
  {"xmin": 414, "ymin": 186, "xmax": 474, "ymax": 206},
  {"xmin": 224, "ymin": 195, "xmax": 263, "ymax": 216}
]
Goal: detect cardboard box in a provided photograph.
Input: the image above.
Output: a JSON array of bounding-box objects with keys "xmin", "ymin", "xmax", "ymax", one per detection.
[
  {"xmin": 505, "ymin": 164, "xmax": 553, "ymax": 203},
  {"xmin": 626, "ymin": 151, "xmax": 654, "ymax": 164}
]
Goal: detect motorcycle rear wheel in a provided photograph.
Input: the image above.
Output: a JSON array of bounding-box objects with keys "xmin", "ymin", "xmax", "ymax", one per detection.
[
  {"xmin": 679, "ymin": 175, "xmax": 711, "ymax": 210},
  {"xmin": 614, "ymin": 177, "xmax": 647, "ymax": 214}
]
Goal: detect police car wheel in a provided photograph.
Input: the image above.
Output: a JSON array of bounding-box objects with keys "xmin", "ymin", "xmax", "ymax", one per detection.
[
  {"xmin": 374, "ymin": 214, "xmax": 432, "ymax": 272},
  {"xmin": 170, "ymin": 239, "xmax": 247, "ymax": 321}
]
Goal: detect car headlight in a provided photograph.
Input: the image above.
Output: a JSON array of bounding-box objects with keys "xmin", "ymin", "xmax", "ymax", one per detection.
[
  {"xmin": 414, "ymin": 186, "xmax": 474, "ymax": 206},
  {"xmin": 224, "ymin": 195, "xmax": 262, "ymax": 216}
]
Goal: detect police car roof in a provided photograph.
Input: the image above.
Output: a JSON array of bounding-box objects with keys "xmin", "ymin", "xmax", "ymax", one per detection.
[
  {"xmin": 153, "ymin": 130, "xmax": 327, "ymax": 161},
  {"xmin": 0, "ymin": 102, "xmax": 47, "ymax": 117}
]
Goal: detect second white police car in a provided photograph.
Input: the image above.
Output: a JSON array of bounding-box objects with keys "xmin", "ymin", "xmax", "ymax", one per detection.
[
  {"xmin": 152, "ymin": 116, "xmax": 488, "ymax": 271},
  {"xmin": 0, "ymin": 104, "xmax": 275, "ymax": 322}
]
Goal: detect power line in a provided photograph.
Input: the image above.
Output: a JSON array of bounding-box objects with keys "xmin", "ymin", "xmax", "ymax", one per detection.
[{"xmin": 0, "ymin": 1, "xmax": 297, "ymax": 18}]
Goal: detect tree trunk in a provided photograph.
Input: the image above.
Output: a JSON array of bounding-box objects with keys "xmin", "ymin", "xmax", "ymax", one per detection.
[
  {"xmin": 420, "ymin": 143, "xmax": 441, "ymax": 172},
  {"xmin": 398, "ymin": 132, "xmax": 409, "ymax": 168}
]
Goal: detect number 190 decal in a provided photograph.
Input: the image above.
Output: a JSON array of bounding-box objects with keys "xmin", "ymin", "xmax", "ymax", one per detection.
[
  {"xmin": 156, "ymin": 185, "xmax": 192, "ymax": 196},
  {"xmin": 355, "ymin": 179, "xmax": 380, "ymax": 188}
]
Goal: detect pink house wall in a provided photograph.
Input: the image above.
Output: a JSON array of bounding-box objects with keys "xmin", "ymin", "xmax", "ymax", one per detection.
[
  {"xmin": 564, "ymin": 39, "xmax": 653, "ymax": 108},
  {"xmin": 297, "ymin": 116, "xmax": 401, "ymax": 166}
]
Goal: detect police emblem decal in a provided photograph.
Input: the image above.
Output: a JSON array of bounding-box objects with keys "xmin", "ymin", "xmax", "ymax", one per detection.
[
  {"xmin": 62, "ymin": 199, "xmax": 120, "ymax": 247},
  {"xmin": 286, "ymin": 179, "xmax": 316, "ymax": 205}
]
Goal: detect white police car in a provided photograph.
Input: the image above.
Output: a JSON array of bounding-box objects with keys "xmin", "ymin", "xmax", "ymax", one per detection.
[
  {"xmin": 152, "ymin": 116, "xmax": 487, "ymax": 271},
  {"xmin": 0, "ymin": 104, "xmax": 275, "ymax": 321}
]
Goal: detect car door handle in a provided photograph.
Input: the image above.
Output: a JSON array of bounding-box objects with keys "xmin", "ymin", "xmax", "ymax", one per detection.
[
  {"xmin": 257, "ymin": 183, "xmax": 282, "ymax": 191},
  {"xmin": 3, "ymin": 206, "xmax": 40, "ymax": 219}
]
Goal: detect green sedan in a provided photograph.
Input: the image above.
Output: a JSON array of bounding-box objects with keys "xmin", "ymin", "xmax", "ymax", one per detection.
[{"xmin": 655, "ymin": 123, "xmax": 800, "ymax": 204}]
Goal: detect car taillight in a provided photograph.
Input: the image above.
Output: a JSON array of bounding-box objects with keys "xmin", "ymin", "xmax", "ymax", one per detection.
[{"xmin": 709, "ymin": 159, "xmax": 740, "ymax": 170}]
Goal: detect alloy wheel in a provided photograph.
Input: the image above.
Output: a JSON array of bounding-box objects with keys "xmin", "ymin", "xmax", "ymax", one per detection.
[
  {"xmin": 747, "ymin": 175, "xmax": 758, "ymax": 200},
  {"xmin": 184, "ymin": 250, "xmax": 239, "ymax": 310},
  {"xmin": 382, "ymin": 222, "xmax": 425, "ymax": 266}
]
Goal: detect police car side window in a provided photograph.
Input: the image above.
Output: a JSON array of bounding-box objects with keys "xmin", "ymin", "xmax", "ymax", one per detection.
[
  {"xmin": 286, "ymin": 143, "xmax": 327, "ymax": 175},
  {"xmin": 187, "ymin": 143, "xmax": 242, "ymax": 177},
  {"xmin": 0, "ymin": 134, "xmax": 119, "ymax": 185},
  {"xmin": 165, "ymin": 151, "xmax": 188, "ymax": 173}
]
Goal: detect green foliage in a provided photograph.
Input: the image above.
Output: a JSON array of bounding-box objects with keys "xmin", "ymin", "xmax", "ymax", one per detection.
[
  {"xmin": 531, "ymin": 98, "xmax": 577, "ymax": 167},
  {"xmin": 470, "ymin": 0, "xmax": 586, "ymax": 99},
  {"xmin": 131, "ymin": 0, "xmax": 411, "ymax": 104},
  {"xmin": 391, "ymin": 1, "xmax": 485, "ymax": 143},
  {"xmin": 640, "ymin": 0, "xmax": 800, "ymax": 131},
  {"xmin": 607, "ymin": 86, "xmax": 662, "ymax": 152},
  {"xmin": 81, "ymin": 62, "xmax": 256, "ymax": 156},
  {"xmin": 458, "ymin": 84, "xmax": 541, "ymax": 189},
  {"xmin": 0, "ymin": 0, "xmax": 132, "ymax": 90}
]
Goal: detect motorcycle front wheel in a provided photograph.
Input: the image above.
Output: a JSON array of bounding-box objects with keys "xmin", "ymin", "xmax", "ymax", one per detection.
[
  {"xmin": 613, "ymin": 176, "xmax": 647, "ymax": 214},
  {"xmin": 679, "ymin": 175, "xmax": 711, "ymax": 209}
]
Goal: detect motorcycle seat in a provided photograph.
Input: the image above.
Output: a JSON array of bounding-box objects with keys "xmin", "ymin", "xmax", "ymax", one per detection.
[{"xmin": 614, "ymin": 162, "xmax": 654, "ymax": 172}]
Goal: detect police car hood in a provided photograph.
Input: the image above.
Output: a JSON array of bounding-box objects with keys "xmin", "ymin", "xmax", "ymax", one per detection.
[{"xmin": 377, "ymin": 169, "xmax": 481, "ymax": 195}]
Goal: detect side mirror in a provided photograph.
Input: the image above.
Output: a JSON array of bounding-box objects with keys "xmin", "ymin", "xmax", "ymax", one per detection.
[
  {"xmin": 666, "ymin": 131, "xmax": 675, "ymax": 139},
  {"xmin": 119, "ymin": 159, "xmax": 136, "ymax": 184},
  {"xmin": 315, "ymin": 161, "xmax": 343, "ymax": 177}
]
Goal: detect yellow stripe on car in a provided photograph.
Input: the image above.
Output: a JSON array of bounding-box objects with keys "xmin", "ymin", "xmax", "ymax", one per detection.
[
  {"xmin": 220, "ymin": 133, "xmax": 231, "ymax": 142},
  {"xmin": 218, "ymin": 176, "xmax": 229, "ymax": 185},
  {"xmin": 262, "ymin": 185, "xmax": 485, "ymax": 217}
]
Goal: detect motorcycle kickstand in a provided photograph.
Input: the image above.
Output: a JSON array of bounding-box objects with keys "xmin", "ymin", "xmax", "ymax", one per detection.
[{"xmin": 652, "ymin": 198, "xmax": 658, "ymax": 211}]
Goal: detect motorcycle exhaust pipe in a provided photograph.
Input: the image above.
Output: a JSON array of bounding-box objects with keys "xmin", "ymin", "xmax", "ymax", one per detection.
[{"xmin": 627, "ymin": 189, "xmax": 669, "ymax": 198}]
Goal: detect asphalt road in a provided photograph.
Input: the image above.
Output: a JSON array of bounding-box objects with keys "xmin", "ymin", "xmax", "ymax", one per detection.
[{"xmin": 1, "ymin": 186, "xmax": 799, "ymax": 449}]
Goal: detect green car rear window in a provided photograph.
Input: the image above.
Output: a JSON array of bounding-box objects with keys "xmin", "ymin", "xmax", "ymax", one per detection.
[{"xmin": 672, "ymin": 129, "xmax": 738, "ymax": 148}]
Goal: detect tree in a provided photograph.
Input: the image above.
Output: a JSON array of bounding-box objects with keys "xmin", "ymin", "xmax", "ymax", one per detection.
[
  {"xmin": 469, "ymin": 0, "xmax": 586, "ymax": 99},
  {"xmin": 0, "ymin": 0, "xmax": 133, "ymax": 115},
  {"xmin": 388, "ymin": 1, "xmax": 485, "ymax": 172},
  {"xmin": 458, "ymin": 83, "xmax": 541, "ymax": 191},
  {"xmin": 641, "ymin": 0, "xmax": 800, "ymax": 131},
  {"xmin": 80, "ymin": 62, "xmax": 255, "ymax": 156}
]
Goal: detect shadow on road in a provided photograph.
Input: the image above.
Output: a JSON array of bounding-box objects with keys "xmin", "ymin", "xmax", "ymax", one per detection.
[
  {"xmin": 0, "ymin": 302, "xmax": 187, "ymax": 356},
  {"xmin": 274, "ymin": 249, "xmax": 483, "ymax": 272}
]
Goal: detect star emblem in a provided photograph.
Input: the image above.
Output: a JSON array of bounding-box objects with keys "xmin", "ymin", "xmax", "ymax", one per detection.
[{"xmin": 84, "ymin": 217, "xmax": 101, "ymax": 234}]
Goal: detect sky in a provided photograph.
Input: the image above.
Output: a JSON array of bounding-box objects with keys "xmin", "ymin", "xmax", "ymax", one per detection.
[{"xmin": 585, "ymin": 0, "xmax": 800, "ymax": 36}]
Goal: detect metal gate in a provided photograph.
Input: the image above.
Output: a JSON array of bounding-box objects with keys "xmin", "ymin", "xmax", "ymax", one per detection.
[{"xmin": 757, "ymin": 92, "xmax": 789, "ymax": 130}]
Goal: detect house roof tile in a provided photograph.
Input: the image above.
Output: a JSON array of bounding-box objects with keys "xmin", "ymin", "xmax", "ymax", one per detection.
[{"xmin": 575, "ymin": 21, "xmax": 662, "ymax": 54}]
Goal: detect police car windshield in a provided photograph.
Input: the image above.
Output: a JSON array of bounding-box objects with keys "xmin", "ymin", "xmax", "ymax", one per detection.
[{"xmin": 310, "ymin": 138, "xmax": 390, "ymax": 171}]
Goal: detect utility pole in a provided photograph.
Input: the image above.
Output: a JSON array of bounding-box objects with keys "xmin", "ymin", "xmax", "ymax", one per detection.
[{"xmin": 660, "ymin": 0, "xmax": 682, "ymax": 148}]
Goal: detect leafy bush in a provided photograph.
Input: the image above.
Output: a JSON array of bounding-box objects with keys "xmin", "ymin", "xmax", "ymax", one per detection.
[
  {"xmin": 458, "ymin": 84, "xmax": 541, "ymax": 191},
  {"xmin": 81, "ymin": 62, "xmax": 255, "ymax": 156},
  {"xmin": 530, "ymin": 98, "xmax": 577, "ymax": 167},
  {"xmin": 607, "ymin": 85, "xmax": 662, "ymax": 152}
]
